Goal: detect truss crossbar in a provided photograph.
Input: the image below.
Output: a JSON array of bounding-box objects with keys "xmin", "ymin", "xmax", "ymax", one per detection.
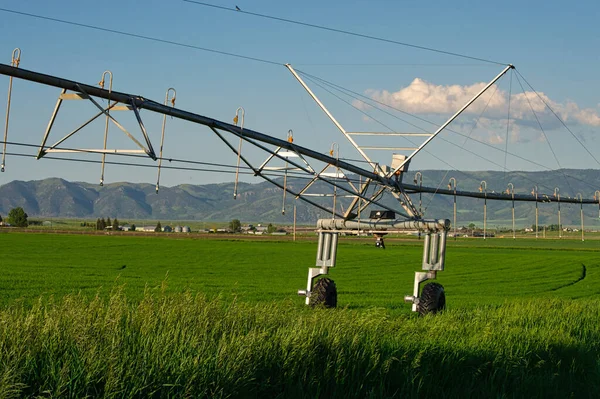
[
  {"xmin": 44, "ymin": 149, "xmax": 148, "ymax": 154},
  {"xmin": 347, "ymin": 132, "xmax": 433, "ymax": 137},
  {"xmin": 361, "ymin": 147, "xmax": 418, "ymax": 151}
]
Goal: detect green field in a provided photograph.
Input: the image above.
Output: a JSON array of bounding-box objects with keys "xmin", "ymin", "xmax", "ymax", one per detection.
[
  {"xmin": 1, "ymin": 232, "xmax": 599, "ymax": 308},
  {"xmin": 1, "ymin": 232, "xmax": 599, "ymax": 397}
]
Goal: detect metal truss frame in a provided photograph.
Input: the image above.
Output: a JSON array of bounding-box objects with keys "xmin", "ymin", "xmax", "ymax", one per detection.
[
  {"xmin": 36, "ymin": 80, "xmax": 157, "ymax": 185},
  {"xmin": 285, "ymin": 63, "xmax": 516, "ymax": 219},
  {"xmin": 1, "ymin": 62, "xmax": 596, "ymax": 207}
]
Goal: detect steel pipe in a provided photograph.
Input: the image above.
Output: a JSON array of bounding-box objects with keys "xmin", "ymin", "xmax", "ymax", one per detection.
[{"xmin": 317, "ymin": 218, "xmax": 450, "ymax": 232}]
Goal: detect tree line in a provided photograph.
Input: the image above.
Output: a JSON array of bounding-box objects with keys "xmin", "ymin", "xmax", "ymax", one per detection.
[
  {"xmin": 95, "ymin": 217, "xmax": 129, "ymax": 231},
  {"xmin": 0, "ymin": 207, "xmax": 29, "ymax": 227}
]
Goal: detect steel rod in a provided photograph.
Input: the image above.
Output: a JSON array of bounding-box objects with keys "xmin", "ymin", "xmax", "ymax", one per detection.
[
  {"xmin": 390, "ymin": 64, "xmax": 514, "ymax": 176},
  {"xmin": 1, "ymin": 75, "xmax": 14, "ymax": 171},
  {"xmin": 1, "ymin": 49, "xmax": 20, "ymax": 172},
  {"xmin": 285, "ymin": 64, "xmax": 376, "ymax": 169}
]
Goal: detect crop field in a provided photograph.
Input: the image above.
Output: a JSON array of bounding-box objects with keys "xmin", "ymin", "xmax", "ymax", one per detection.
[
  {"xmin": 1, "ymin": 231, "xmax": 600, "ymax": 397},
  {"xmin": 1, "ymin": 232, "xmax": 599, "ymax": 308}
]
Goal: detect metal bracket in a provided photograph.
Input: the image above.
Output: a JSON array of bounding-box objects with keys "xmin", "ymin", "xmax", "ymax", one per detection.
[
  {"xmin": 422, "ymin": 230, "xmax": 447, "ymax": 271},
  {"xmin": 316, "ymin": 230, "xmax": 338, "ymax": 267}
]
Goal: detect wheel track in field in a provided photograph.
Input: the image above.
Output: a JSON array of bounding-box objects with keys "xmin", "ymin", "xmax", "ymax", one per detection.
[{"xmin": 550, "ymin": 263, "xmax": 587, "ymax": 291}]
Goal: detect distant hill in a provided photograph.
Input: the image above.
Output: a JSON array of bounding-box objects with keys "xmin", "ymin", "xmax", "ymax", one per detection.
[{"xmin": 0, "ymin": 170, "xmax": 599, "ymax": 227}]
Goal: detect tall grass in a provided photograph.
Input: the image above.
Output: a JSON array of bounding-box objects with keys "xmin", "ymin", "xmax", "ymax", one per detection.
[{"xmin": 0, "ymin": 289, "xmax": 598, "ymax": 398}]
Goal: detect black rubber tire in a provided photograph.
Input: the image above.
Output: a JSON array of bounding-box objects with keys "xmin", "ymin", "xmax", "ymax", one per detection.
[
  {"xmin": 310, "ymin": 278, "xmax": 337, "ymax": 308},
  {"xmin": 417, "ymin": 282, "xmax": 445, "ymax": 315}
]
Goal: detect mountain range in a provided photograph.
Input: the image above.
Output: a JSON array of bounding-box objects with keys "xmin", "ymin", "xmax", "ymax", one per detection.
[{"xmin": 0, "ymin": 169, "xmax": 599, "ymax": 228}]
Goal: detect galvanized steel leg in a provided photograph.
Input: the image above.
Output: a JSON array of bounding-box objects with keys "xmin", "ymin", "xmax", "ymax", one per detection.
[
  {"xmin": 405, "ymin": 230, "xmax": 448, "ymax": 311},
  {"xmin": 298, "ymin": 231, "xmax": 338, "ymax": 305}
]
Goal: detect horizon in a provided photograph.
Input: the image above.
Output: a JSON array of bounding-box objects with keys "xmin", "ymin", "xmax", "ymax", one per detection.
[
  {"xmin": 2, "ymin": 168, "xmax": 599, "ymax": 199},
  {"xmin": 2, "ymin": 172, "xmax": 599, "ymax": 229},
  {"xmin": 2, "ymin": 165, "xmax": 600, "ymax": 185}
]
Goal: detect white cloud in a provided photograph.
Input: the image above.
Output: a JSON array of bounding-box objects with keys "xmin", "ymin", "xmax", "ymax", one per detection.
[
  {"xmin": 470, "ymin": 118, "xmax": 543, "ymax": 145},
  {"xmin": 571, "ymin": 106, "xmax": 600, "ymax": 126},
  {"xmin": 364, "ymin": 78, "xmax": 600, "ymax": 128}
]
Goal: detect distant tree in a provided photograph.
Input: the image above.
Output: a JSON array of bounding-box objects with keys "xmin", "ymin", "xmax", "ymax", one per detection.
[
  {"xmin": 107, "ymin": 217, "xmax": 112, "ymax": 229},
  {"xmin": 155, "ymin": 221, "xmax": 162, "ymax": 232},
  {"xmin": 267, "ymin": 223, "xmax": 276, "ymax": 234},
  {"xmin": 468, "ymin": 223, "xmax": 476, "ymax": 230},
  {"xmin": 130, "ymin": 223, "xmax": 136, "ymax": 232},
  {"xmin": 229, "ymin": 219, "xmax": 241, "ymax": 233},
  {"xmin": 113, "ymin": 218, "xmax": 120, "ymax": 231},
  {"xmin": 0, "ymin": 214, "xmax": 3, "ymax": 224},
  {"xmin": 7, "ymin": 207, "xmax": 28, "ymax": 227},
  {"xmin": 95, "ymin": 218, "xmax": 101, "ymax": 230},
  {"xmin": 100, "ymin": 218, "xmax": 106, "ymax": 230}
]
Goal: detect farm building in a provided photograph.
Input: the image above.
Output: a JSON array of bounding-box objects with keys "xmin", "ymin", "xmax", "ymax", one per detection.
[{"xmin": 255, "ymin": 225, "xmax": 268, "ymax": 233}]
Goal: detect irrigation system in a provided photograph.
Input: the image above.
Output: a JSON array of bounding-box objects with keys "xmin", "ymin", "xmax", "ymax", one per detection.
[{"xmin": 1, "ymin": 49, "xmax": 599, "ymax": 314}]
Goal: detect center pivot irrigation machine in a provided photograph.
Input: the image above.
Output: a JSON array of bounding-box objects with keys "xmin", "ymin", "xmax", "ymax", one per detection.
[{"xmin": 1, "ymin": 51, "xmax": 599, "ymax": 314}]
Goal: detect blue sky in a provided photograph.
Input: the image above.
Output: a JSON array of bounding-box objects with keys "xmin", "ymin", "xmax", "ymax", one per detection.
[{"xmin": 0, "ymin": 0, "xmax": 598, "ymax": 191}]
